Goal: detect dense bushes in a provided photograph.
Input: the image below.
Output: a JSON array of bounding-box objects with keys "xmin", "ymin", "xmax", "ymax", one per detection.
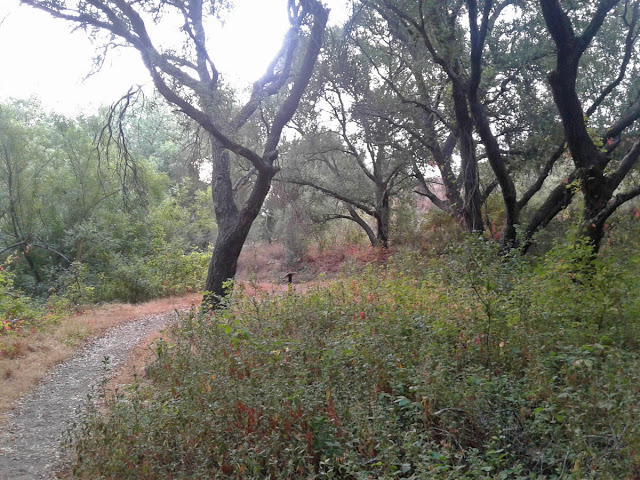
[
  {"xmin": 0, "ymin": 99, "xmax": 214, "ymax": 307},
  {"xmin": 1, "ymin": 220, "xmax": 210, "ymax": 315},
  {"xmin": 97, "ymin": 244, "xmax": 209, "ymax": 304},
  {"xmin": 67, "ymin": 239, "xmax": 640, "ymax": 479},
  {"xmin": 0, "ymin": 260, "xmax": 48, "ymax": 335},
  {"xmin": 76, "ymin": 222, "xmax": 210, "ymax": 304}
]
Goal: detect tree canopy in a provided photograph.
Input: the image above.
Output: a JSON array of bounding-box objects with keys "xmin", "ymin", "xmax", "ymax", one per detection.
[
  {"xmin": 8, "ymin": 0, "xmax": 640, "ymax": 294},
  {"xmin": 21, "ymin": 0, "xmax": 330, "ymax": 308}
]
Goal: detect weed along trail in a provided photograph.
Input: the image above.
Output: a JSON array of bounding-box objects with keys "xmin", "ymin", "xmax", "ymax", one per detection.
[{"xmin": 0, "ymin": 311, "xmax": 179, "ymax": 480}]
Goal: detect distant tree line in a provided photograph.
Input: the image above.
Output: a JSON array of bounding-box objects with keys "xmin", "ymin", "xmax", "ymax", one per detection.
[{"xmin": 10, "ymin": 0, "xmax": 640, "ymax": 307}]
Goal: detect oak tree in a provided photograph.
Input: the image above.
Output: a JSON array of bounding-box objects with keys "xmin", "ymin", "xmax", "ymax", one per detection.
[
  {"xmin": 21, "ymin": 0, "xmax": 329, "ymax": 308},
  {"xmin": 285, "ymin": 28, "xmax": 411, "ymax": 247},
  {"xmin": 354, "ymin": 0, "xmax": 640, "ymax": 252}
]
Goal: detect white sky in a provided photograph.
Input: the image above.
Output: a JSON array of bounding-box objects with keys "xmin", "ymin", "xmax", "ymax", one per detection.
[{"xmin": 0, "ymin": 0, "xmax": 349, "ymax": 115}]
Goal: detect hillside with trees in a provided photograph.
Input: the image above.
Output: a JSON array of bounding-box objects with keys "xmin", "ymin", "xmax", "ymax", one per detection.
[{"xmin": 1, "ymin": 0, "xmax": 640, "ymax": 478}]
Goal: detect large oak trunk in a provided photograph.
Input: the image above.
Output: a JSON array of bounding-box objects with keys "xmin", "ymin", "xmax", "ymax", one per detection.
[
  {"xmin": 374, "ymin": 186, "xmax": 391, "ymax": 248},
  {"xmin": 202, "ymin": 138, "xmax": 276, "ymax": 310},
  {"xmin": 452, "ymin": 82, "xmax": 484, "ymax": 234},
  {"xmin": 581, "ymin": 169, "xmax": 611, "ymax": 251}
]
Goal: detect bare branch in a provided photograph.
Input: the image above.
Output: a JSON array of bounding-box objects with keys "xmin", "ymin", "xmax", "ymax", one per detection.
[
  {"xmin": 264, "ymin": 0, "xmax": 329, "ymax": 156},
  {"xmin": 288, "ymin": 178, "xmax": 375, "ymax": 216},
  {"xmin": 586, "ymin": 0, "xmax": 639, "ymax": 117},
  {"xmin": 0, "ymin": 240, "xmax": 72, "ymax": 263},
  {"xmin": 232, "ymin": 167, "xmax": 258, "ymax": 196},
  {"xmin": 592, "ymin": 184, "xmax": 640, "ymax": 225},
  {"xmin": 607, "ymin": 136, "xmax": 640, "ymax": 190},
  {"xmin": 517, "ymin": 142, "xmax": 566, "ymax": 211}
]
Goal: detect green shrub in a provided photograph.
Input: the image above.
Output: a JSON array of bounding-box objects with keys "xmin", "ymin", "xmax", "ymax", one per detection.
[
  {"xmin": 95, "ymin": 229, "xmax": 209, "ymax": 303},
  {"xmin": 0, "ymin": 259, "xmax": 49, "ymax": 335},
  {"xmin": 67, "ymin": 241, "xmax": 640, "ymax": 479}
]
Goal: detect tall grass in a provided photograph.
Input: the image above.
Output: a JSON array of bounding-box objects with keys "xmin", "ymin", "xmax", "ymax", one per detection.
[{"xmin": 67, "ymin": 239, "xmax": 640, "ymax": 479}]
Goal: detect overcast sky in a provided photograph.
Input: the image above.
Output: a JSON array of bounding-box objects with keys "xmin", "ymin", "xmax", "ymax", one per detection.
[{"xmin": 0, "ymin": 0, "xmax": 349, "ymax": 115}]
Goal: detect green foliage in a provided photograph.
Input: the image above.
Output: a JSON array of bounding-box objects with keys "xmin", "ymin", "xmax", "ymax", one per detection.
[
  {"xmin": 67, "ymin": 239, "xmax": 640, "ymax": 479},
  {"xmin": 78, "ymin": 220, "xmax": 210, "ymax": 304},
  {"xmin": 99, "ymin": 236, "xmax": 209, "ymax": 304},
  {"xmin": 0, "ymin": 256, "xmax": 67, "ymax": 342},
  {"xmin": 45, "ymin": 262, "xmax": 95, "ymax": 312},
  {"xmin": 530, "ymin": 234, "xmax": 640, "ymax": 340},
  {"xmin": 1, "ymin": 99, "xmax": 214, "ymax": 305},
  {"xmin": 391, "ymin": 192, "xmax": 420, "ymax": 245},
  {"xmin": 0, "ymin": 259, "xmax": 43, "ymax": 335},
  {"xmin": 417, "ymin": 208, "xmax": 467, "ymax": 255}
]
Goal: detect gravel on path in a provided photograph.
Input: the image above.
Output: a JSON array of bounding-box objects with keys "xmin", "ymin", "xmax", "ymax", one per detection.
[{"xmin": 0, "ymin": 311, "xmax": 179, "ymax": 480}]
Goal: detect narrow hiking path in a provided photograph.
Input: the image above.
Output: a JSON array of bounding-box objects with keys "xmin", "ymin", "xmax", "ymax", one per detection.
[
  {"xmin": 0, "ymin": 281, "xmax": 318, "ymax": 479},
  {"xmin": 0, "ymin": 310, "xmax": 181, "ymax": 480}
]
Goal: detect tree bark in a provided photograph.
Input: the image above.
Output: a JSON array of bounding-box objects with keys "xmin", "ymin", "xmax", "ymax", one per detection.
[
  {"xmin": 203, "ymin": 138, "xmax": 278, "ymax": 310},
  {"xmin": 346, "ymin": 206, "xmax": 378, "ymax": 247},
  {"xmin": 375, "ymin": 186, "xmax": 391, "ymax": 248},
  {"xmin": 467, "ymin": 0, "xmax": 518, "ymax": 249},
  {"xmin": 451, "ymin": 82, "xmax": 484, "ymax": 233},
  {"xmin": 540, "ymin": 0, "xmax": 628, "ymax": 252}
]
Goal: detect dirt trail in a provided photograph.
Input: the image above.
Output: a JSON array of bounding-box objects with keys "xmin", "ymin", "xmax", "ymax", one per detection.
[
  {"xmin": 0, "ymin": 311, "xmax": 181, "ymax": 480},
  {"xmin": 0, "ymin": 281, "xmax": 318, "ymax": 479}
]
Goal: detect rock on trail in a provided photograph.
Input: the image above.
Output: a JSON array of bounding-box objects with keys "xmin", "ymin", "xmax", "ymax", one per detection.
[{"xmin": 0, "ymin": 311, "xmax": 179, "ymax": 480}]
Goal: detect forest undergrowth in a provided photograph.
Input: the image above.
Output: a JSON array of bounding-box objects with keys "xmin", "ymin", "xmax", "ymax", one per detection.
[{"xmin": 66, "ymin": 233, "xmax": 640, "ymax": 479}]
